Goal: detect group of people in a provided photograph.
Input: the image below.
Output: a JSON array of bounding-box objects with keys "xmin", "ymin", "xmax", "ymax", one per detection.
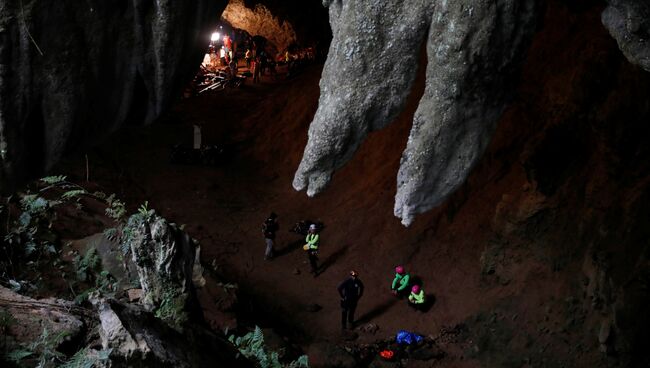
[
  {"xmin": 391, "ymin": 265, "xmax": 427, "ymax": 310},
  {"xmin": 262, "ymin": 212, "xmax": 320, "ymax": 275},
  {"xmin": 261, "ymin": 212, "xmax": 428, "ymax": 332},
  {"xmin": 245, "ymin": 49, "xmax": 277, "ymax": 83}
]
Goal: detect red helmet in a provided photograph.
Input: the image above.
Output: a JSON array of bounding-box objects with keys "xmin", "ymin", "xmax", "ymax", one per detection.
[
  {"xmin": 395, "ymin": 266, "xmax": 405, "ymax": 274},
  {"xmin": 411, "ymin": 285, "xmax": 420, "ymax": 293}
]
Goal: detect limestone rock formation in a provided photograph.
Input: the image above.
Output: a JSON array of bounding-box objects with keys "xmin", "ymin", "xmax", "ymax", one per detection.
[
  {"xmin": 293, "ymin": 0, "xmax": 540, "ymax": 225},
  {"xmin": 0, "ymin": 0, "xmax": 226, "ymax": 189},
  {"xmin": 92, "ymin": 297, "xmax": 252, "ymax": 367},
  {"xmin": 222, "ymin": 0, "xmax": 297, "ymax": 52},
  {"xmin": 602, "ymin": 0, "xmax": 650, "ymax": 72},
  {"xmin": 122, "ymin": 211, "xmax": 204, "ymax": 328}
]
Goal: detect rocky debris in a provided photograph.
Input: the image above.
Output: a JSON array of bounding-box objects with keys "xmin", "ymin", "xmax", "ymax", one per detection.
[
  {"xmin": 127, "ymin": 288, "xmax": 143, "ymax": 302},
  {"xmin": 196, "ymin": 276, "xmax": 238, "ymax": 332},
  {"xmin": 598, "ymin": 318, "xmax": 613, "ymax": 354},
  {"xmin": 91, "ymin": 297, "xmax": 252, "ymax": 368},
  {"xmin": 492, "ymin": 189, "xmax": 549, "ymax": 236},
  {"xmin": 260, "ymin": 328, "xmax": 295, "ymax": 360},
  {"xmin": 602, "ymin": 0, "xmax": 650, "ymax": 72},
  {"xmin": 359, "ymin": 323, "xmax": 379, "ymax": 335},
  {"xmin": 0, "ymin": 286, "xmax": 85, "ymax": 351},
  {"xmin": 294, "ymin": 0, "xmax": 540, "ymax": 225},
  {"xmin": 582, "ymin": 249, "xmax": 614, "ymax": 311},
  {"xmin": 308, "ymin": 342, "xmax": 358, "ymax": 368},
  {"xmin": 432, "ymin": 324, "xmax": 468, "ymax": 345},
  {"xmin": 408, "ymin": 343, "xmax": 445, "ymax": 361},
  {"xmin": 341, "ymin": 329, "xmax": 359, "ymax": 341},
  {"xmin": 0, "ymin": 0, "xmax": 227, "ymax": 189}
]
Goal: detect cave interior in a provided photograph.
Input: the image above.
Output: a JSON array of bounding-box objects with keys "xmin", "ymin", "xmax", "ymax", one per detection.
[{"xmin": 0, "ymin": 0, "xmax": 649, "ymax": 367}]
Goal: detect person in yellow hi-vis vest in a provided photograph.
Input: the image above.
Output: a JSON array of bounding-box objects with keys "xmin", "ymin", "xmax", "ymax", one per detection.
[
  {"xmin": 303, "ymin": 224, "xmax": 319, "ymax": 276},
  {"xmin": 408, "ymin": 285, "xmax": 426, "ymax": 311}
]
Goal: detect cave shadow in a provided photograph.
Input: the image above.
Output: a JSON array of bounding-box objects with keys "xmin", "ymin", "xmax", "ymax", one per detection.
[
  {"xmin": 355, "ymin": 297, "xmax": 399, "ymax": 325},
  {"xmin": 275, "ymin": 239, "xmax": 305, "ymax": 257},
  {"xmin": 415, "ymin": 294, "xmax": 436, "ymax": 313},
  {"xmin": 316, "ymin": 245, "xmax": 349, "ymax": 275}
]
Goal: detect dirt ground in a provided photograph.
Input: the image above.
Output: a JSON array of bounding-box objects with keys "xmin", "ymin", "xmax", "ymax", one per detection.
[
  {"xmin": 50, "ymin": 63, "xmax": 570, "ymax": 367},
  {"xmin": 52, "ymin": 63, "xmax": 482, "ymax": 359},
  {"xmin": 51, "ymin": 4, "xmax": 646, "ymax": 365}
]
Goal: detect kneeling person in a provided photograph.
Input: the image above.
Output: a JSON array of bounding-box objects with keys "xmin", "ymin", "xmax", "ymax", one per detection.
[{"xmin": 408, "ymin": 285, "xmax": 426, "ymax": 311}]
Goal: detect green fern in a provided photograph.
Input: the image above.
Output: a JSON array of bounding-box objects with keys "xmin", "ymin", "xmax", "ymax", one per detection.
[
  {"xmin": 20, "ymin": 194, "xmax": 49, "ymax": 215},
  {"xmin": 288, "ymin": 355, "xmax": 309, "ymax": 368},
  {"xmin": 103, "ymin": 227, "xmax": 118, "ymax": 241},
  {"xmin": 60, "ymin": 348, "xmax": 94, "ymax": 368},
  {"xmin": 39, "ymin": 175, "xmax": 67, "ymax": 185},
  {"xmin": 105, "ymin": 196, "xmax": 126, "ymax": 221},
  {"xmin": 61, "ymin": 189, "xmax": 87, "ymax": 200},
  {"xmin": 229, "ymin": 326, "xmax": 309, "ymax": 368}
]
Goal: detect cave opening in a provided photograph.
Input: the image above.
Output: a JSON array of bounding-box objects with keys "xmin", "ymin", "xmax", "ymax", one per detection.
[{"xmin": 1, "ymin": 0, "xmax": 650, "ymax": 367}]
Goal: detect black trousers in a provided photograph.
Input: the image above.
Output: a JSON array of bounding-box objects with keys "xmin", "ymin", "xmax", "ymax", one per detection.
[
  {"xmin": 308, "ymin": 250, "xmax": 319, "ymax": 273},
  {"xmin": 341, "ymin": 301, "xmax": 357, "ymax": 328}
]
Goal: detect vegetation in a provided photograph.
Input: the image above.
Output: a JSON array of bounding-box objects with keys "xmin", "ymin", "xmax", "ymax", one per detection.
[
  {"xmin": 4, "ymin": 326, "xmax": 111, "ymax": 368},
  {"xmin": 0, "ymin": 175, "xmax": 134, "ymax": 297},
  {"xmin": 229, "ymin": 326, "xmax": 309, "ymax": 368}
]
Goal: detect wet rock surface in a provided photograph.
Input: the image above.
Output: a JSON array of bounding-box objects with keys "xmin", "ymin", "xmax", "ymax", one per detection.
[
  {"xmin": 602, "ymin": 0, "xmax": 650, "ymax": 72},
  {"xmin": 293, "ymin": 0, "xmax": 540, "ymax": 225}
]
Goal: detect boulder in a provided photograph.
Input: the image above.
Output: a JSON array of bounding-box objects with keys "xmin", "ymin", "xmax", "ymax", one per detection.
[
  {"xmin": 121, "ymin": 212, "xmax": 203, "ymax": 328},
  {"xmin": 91, "ymin": 297, "xmax": 253, "ymax": 368},
  {"xmin": 0, "ymin": 286, "xmax": 84, "ymax": 351}
]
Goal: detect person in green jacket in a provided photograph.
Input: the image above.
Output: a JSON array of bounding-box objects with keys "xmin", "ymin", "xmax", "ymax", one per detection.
[
  {"xmin": 304, "ymin": 224, "xmax": 319, "ymax": 276},
  {"xmin": 391, "ymin": 265, "xmax": 410, "ymax": 297},
  {"xmin": 408, "ymin": 285, "xmax": 426, "ymax": 311}
]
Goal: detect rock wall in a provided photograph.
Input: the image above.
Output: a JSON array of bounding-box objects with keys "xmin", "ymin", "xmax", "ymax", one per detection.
[
  {"xmin": 602, "ymin": 0, "xmax": 650, "ymax": 72},
  {"xmin": 0, "ymin": 0, "xmax": 226, "ymax": 189},
  {"xmin": 293, "ymin": 0, "xmax": 650, "ymax": 226},
  {"xmin": 222, "ymin": 0, "xmax": 297, "ymax": 52},
  {"xmin": 293, "ymin": 0, "xmax": 541, "ymax": 225}
]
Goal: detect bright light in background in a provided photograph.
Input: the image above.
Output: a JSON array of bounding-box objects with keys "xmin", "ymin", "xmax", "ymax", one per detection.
[{"xmin": 211, "ymin": 32, "xmax": 220, "ymax": 42}]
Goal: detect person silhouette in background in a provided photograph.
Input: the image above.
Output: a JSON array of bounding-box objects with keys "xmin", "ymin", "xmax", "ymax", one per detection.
[
  {"xmin": 262, "ymin": 212, "xmax": 279, "ymax": 260},
  {"xmin": 338, "ymin": 270, "xmax": 364, "ymax": 330}
]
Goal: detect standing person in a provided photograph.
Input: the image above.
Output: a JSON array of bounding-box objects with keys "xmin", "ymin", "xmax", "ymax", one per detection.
[
  {"xmin": 262, "ymin": 212, "xmax": 279, "ymax": 260},
  {"xmin": 337, "ymin": 270, "xmax": 364, "ymax": 330},
  {"xmin": 303, "ymin": 224, "xmax": 319, "ymax": 275},
  {"xmin": 253, "ymin": 56, "xmax": 261, "ymax": 83},
  {"xmin": 391, "ymin": 265, "xmax": 411, "ymax": 297},
  {"xmin": 245, "ymin": 49, "xmax": 251, "ymax": 68}
]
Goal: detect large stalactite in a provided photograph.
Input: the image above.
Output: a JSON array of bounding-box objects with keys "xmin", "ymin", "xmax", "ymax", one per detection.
[{"xmin": 292, "ymin": 0, "xmax": 541, "ymax": 226}]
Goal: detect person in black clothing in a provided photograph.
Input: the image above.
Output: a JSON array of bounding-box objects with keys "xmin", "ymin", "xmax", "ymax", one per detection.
[
  {"xmin": 262, "ymin": 212, "xmax": 279, "ymax": 260},
  {"xmin": 337, "ymin": 270, "xmax": 364, "ymax": 330}
]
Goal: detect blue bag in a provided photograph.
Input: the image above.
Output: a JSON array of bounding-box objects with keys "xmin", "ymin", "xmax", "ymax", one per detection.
[{"xmin": 395, "ymin": 330, "xmax": 423, "ymax": 345}]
